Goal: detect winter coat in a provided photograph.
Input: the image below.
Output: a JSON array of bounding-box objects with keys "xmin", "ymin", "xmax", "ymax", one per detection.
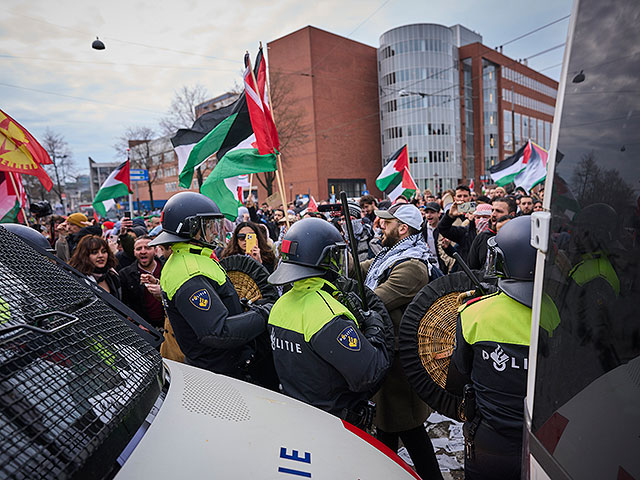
[{"xmin": 361, "ymin": 256, "xmax": 431, "ymax": 432}]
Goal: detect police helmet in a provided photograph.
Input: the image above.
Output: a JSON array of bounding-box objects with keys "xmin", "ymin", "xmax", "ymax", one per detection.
[
  {"xmin": 149, "ymin": 192, "xmax": 224, "ymax": 247},
  {"xmin": 486, "ymin": 215, "xmax": 536, "ymax": 307},
  {"xmin": 571, "ymin": 203, "xmax": 617, "ymax": 252},
  {"xmin": 268, "ymin": 218, "xmax": 346, "ymax": 285},
  {"xmin": 1, "ymin": 223, "xmax": 55, "ymax": 253}
]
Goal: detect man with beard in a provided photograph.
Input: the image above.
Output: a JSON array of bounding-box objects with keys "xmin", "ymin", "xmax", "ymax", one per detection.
[
  {"xmin": 467, "ymin": 196, "xmax": 517, "ymax": 270},
  {"xmin": 120, "ymin": 235, "xmax": 165, "ymax": 330},
  {"xmin": 358, "ymin": 203, "xmax": 443, "ymax": 480}
]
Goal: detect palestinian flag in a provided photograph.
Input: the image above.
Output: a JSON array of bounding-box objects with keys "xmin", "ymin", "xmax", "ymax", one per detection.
[
  {"xmin": 174, "ymin": 97, "xmax": 241, "ymax": 189},
  {"xmin": 92, "ymin": 161, "xmax": 132, "ymax": 217},
  {"xmin": 0, "ymin": 171, "xmax": 26, "ymax": 223},
  {"xmin": 489, "ymin": 140, "xmax": 548, "ymax": 192},
  {"xmin": 198, "ymin": 53, "xmax": 278, "ymax": 220},
  {"xmin": 376, "ymin": 145, "xmax": 418, "ymax": 201}
]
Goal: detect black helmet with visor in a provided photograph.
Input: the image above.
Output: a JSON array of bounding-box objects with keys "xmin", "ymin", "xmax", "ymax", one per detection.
[
  {"xmin": 149, "ymin": 192, "xmax": 224, "ymax": 248},
  {"xmin": 268, "ymin": 218, "xmax": 346, "ymax": 285},
  {"xmin": 486, "ymin": 215, "xmax": 536, "ymax": 307}
]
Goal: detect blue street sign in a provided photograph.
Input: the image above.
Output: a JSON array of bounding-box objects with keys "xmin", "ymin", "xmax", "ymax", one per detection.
[{"xmin": 130, "ymin": 169, "xmax": 149, "ymax": 181}]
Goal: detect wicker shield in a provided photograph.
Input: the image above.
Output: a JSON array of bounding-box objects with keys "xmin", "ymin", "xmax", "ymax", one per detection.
[
  {"xmin": 399, "ymin": 272, "xmax": 490, "ymax": 420},
  {"xmin": 219, "ymin": 255, "xmax": 279, "ymax": 303}
]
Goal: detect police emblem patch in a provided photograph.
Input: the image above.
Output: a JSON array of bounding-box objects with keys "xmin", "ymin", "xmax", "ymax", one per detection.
[
  {"xmin": 337, "ymin": 326, "xmax": 360, "ymax": 351},
  {"xmin": 190, "ymin": 289, "xmax": 211, "ymax": 310}
]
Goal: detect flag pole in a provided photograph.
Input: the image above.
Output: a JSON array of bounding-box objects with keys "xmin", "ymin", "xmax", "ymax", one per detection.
[
  {"xmin": 7, "ymin": 172, "xmax": 28, "ymax": 224},
  {"xmin": 127, "ymin": 148, "xmax": 134, "ymax": 216},
  {"xmin": 263, "ymin": 47, "xmax": 289, "ymax": 227},
  {"xmin": 247, "ymin": 174, "xmax": 253, "ymax": 203},
  {"xmin": 248, "ymin": 48, "xmax": 289, "ymax": 228}
]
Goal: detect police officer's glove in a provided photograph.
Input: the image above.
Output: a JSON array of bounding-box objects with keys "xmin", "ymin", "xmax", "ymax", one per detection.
[
  {"xmin": 248, "ymin": 302, "xmax": 273, "ymax": 324},
  {"xmin": 359, "ymin": 309, "xmax": 385, "ymax": 340},
  {"xmin": 339, "ymin": 291, "xmax": 365, "ymax": 323}
]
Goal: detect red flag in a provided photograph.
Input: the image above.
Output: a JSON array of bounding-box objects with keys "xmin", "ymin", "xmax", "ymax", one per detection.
[
  {"xmin": 255, "ymin": 47, "xmax": 280, "ymax": 150},
  {"xmin": 0, "ymin": 109, "xmax": 53, "ymax": 191},
  {"xmin": 469, "ymin": 179, "xmax": 474, "ymax": 191},
  {"xmin": 243, "ymin": 53, "xmax": 274, "ymax": 155},
  {"xmin": 308, "ymin": 195, "xmax": 318, "ymax": 212},
  {"xmin": 0, "ymin": 171, "xmax": 26, "ymax": 223}
]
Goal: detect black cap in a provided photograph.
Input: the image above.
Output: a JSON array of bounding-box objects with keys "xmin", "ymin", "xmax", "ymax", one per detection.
[{"xmin": 424, "ymin": 202, "xmax": 441, "ymax": 212}]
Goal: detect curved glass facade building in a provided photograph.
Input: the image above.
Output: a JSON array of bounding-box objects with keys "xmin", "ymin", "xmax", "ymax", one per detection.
[{"xmin": 378, "ymin": 24, "xmax": 470, "ymax": 192}]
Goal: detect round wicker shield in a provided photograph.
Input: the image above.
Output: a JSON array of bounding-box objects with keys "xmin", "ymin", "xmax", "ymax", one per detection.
[
  {"xmin": 399, "ymin": 272, "xmax": 492, "ymax": 420},
  {"xmin": 219, "ymin": 255, "xmax": 279, "ymax": 303}
]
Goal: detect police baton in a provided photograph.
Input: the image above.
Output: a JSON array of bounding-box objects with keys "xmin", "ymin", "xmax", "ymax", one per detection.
[
  {"xmin": 339, "ymin": 191, "xmax": 369, "ymax": 312},
  {"xmin": 453, "ymin": 252, "xmax": 487, "ymax": 296}
]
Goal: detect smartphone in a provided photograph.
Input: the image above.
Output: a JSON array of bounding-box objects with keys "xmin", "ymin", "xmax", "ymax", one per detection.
[
  {"xmin": 458, "ymin": 201, "xmax": 477, "ymax": 214},
  {"xmin": 317, "ymin": 203, "xmax": 342, "ymax": 213},
  {"xmin": 245, "ymin": 233, "xmax": 257, "ymax": 254},
  {"xmin": 124, "ymin": 210, "xmax": 131, "ymax": 218}
]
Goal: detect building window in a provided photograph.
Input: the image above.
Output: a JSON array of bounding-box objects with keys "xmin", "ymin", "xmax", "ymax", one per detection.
[
  {"xmin": 514, "ymin": 113, "xmax": 522, "ymax": 148},
  {"xmin": 164, "ymin": 182, "xmax": 177, "ymax": 193},
  {"xmin": 327, "ymin": 179, "xmax": 367, "ymax": 198}
]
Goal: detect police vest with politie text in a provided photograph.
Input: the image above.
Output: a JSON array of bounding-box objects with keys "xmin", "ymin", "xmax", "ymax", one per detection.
[
  {"xmin": 150, "ymin": 192, "xmax": 273, "ymax": 384},
  {"xmin": 266, "ymin": 218, "xmax": 393, "ymax": 427}
]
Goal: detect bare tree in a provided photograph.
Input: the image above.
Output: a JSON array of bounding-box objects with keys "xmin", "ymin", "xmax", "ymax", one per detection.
[
  {"xmin": 256, "ymin": 71, "xmax": 310, "ymax": 197},
  {"xmin": 114, "ymin": 126, "xmax": 159, "ymax": 210},
  {"xmin": 159, "ymin": 84, "xmax": 209, "ymax": 136},
  {"xmin": 40, "ymin": 129, "xmax": 75, "ymax": 212}
]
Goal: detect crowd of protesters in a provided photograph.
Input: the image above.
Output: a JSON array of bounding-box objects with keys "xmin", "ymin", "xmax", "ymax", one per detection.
[{"xmin": 11, "ymin": 182, "xmax": 542, "ymax": 478}]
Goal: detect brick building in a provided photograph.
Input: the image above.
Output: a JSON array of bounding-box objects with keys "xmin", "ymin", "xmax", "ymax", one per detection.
[{"xmin": 266, "ymin": 26, "xmax": 382, "ymax": 201}]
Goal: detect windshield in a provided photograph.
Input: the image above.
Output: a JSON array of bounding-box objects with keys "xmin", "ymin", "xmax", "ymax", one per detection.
[{"xmin": 531, "ymin": 0, "xmax": 640, "ymax": 476}]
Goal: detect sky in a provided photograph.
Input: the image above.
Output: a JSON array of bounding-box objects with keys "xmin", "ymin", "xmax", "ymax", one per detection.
[{"xmin": 1, "ymin": 0, "xmax": 572, "ymax": 176}]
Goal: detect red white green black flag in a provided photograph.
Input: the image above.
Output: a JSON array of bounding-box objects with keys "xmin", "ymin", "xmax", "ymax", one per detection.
[{"xmin": 375, "ymin": 145, "xmax": 418, "ymax": 201}]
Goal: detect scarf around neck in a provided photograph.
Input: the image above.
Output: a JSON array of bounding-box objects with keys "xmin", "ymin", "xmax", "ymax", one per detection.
[{"xmin": 364, "ymin": 233, "xmax": 432, "ymax": 290}]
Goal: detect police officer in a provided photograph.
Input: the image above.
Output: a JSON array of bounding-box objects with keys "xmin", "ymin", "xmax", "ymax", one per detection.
[
  {"xmin": 267, "ymin": 218, "xmax": 393, "ymax": 430},
  {"xmin": 149, "ymin": 192, "xmax": 274, "ymax": 385},
  {"xmin": 453, "ymin": 215, "xmax": 558, "ymax": 480}
]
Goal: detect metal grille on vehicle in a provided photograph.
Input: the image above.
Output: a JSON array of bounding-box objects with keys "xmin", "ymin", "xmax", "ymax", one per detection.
[{"xmin": 0, "ymin": 227, "xmax": 163, "ymax": 479}]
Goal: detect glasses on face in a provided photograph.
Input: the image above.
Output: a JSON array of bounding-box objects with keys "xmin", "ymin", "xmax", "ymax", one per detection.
[{"xmin": 236, "ymin": 233, "xmax": 248, "ymax": 240}]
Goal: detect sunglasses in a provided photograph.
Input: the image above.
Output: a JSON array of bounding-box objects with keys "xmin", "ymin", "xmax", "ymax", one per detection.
[{"xmin": 237, "ymin": 233, "xmax": 248, "ymax": 240}]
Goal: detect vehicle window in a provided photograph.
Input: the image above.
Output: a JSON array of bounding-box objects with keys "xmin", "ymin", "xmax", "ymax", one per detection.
[{"xmin": 532, "ymin": 0, "xmax": 640, "ymax": 475}]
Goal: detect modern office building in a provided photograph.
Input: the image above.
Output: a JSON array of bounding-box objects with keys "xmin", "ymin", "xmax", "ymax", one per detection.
[
  {"xmin": 378, "ymin": 24, "xmax": 478, "ymax": 192},
  {"xmin": 459, "ymin": 43, "xmax": 557, "ymax": 188},
  {"xmin": 378, "ymin": 23, "xmax": 558, "ymax": 193}
]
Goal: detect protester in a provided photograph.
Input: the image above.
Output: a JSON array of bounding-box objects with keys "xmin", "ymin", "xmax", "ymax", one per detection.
[
  {"xmin": 359, "ymin": 194, "xmax": 378, "ymax": 223},
  {"xmin": 221, "ymin": 221, "xmax": 277, "ymax": 273},
  {"xmin": 69, "ymin": 235, "xmax": 121, "ymax": 299},
  {"xmin": 422, "ymin": 201, "xmax": 456, "ymax": 274},
  {"xmin": 63, "ymin": 212, "xmax": 102, "ymax": 257},
  {"xmin": 519, "ymin": 194, "xmax": 534, "ymax": 215},
  {"xmin": 120, "ymin": 235, "xmax": 165, "ymax": 330},
  {"xmin": 342, "ymin": 202, "xmax": 378, "ymax": 262},
  {"xmin": 358, "ymin": 203, "xmax": 443, "ymax": 480},
  {"xmin": 467, "ymin": 196, "xmax": 517, "ymax": 270},
  {"xmin": 533, "ymin": 198, "xmax": 543, "ymax": 212}
]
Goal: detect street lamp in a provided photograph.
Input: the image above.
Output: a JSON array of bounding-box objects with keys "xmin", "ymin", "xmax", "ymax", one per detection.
[{"xmin": 92, "ymin": 37, "xmax": 106, "ymax": 50}]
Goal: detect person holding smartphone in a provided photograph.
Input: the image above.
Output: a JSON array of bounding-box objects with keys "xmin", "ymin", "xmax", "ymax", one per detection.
[{"xmin": 221, "ymin": 222, "xmax": 276, "ymax": 273}]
